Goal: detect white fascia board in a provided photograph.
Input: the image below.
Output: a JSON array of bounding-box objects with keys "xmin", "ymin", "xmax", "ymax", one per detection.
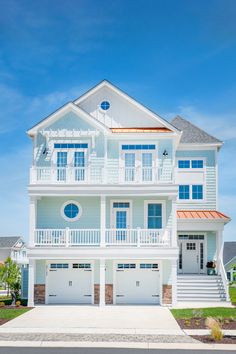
[
  {"xmin": 108, "ymin": 132, "xmax": 178, "ymax": 140},
  {"xmin": 27, "ymin": 102, "xmax": 111, "ymax": 137},
  {"xmin": 28, "ymin": 184, "xmax": 179, "ymax": 197},
  {"xmin": 178, "ymin": 143, "xmax": 223, "ymax": 151},
  {"xmin": 177, "ymin": 219, "xmax": 225, "ymax": 231},
  {"xmin": 27, "ymin": 246, "xmax": 179, "ymax": 260},
  {"xmin": 74, "ymin": 80, "xmax": 181, "ymax": 135},
  {"xmin": 224, "ymin": 256, "xmax": 236, "ymax": 267}
]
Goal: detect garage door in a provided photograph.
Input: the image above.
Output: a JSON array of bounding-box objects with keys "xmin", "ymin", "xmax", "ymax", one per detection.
[
  {"xmin": 115, "ymin": 262, "xmax": 160, "ymax": 304},
  {"xmin": 47, "ymin": 262, "xmax": 92, "ymax": 304}
]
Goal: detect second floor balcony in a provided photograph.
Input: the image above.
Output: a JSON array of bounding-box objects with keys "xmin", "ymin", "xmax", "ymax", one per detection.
[{"xmin": 30, "ymin": 165, "xmax": 173, "ymax": 185}]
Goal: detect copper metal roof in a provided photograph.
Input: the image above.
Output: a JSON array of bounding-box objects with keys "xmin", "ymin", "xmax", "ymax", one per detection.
[
  {"xmin": 177, "ymin": 210, "xmax": 230, "ymax": 221},
  {"xmin": 111, "ymin": 127, "xmax": 172, "ymax": 133}
]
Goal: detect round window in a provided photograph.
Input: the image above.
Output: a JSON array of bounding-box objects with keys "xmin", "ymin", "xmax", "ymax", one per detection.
[
  {"xmin": 61, "ymin": 201, "xmax": 82, "ymax": 222},
  {"xmin": 100, "ymin": 101, "xmax": 110, "ymax": 111}
]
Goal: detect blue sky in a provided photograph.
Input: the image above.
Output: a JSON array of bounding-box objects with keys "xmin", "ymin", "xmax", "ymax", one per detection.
[{"xmin": 0, "ymin": 0, "xmax": 235, "ymax": 241}]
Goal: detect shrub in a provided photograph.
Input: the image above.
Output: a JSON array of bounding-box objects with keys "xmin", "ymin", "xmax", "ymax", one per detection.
[
  {"xmin": 205, "ymin": 317, "xmax": 223, "ymax": 342},
  {"xmin": 0, "ymin": 302, "xmax": 5, "ymax": 307},
  {"xmin": 15, "ymin": 301, "xmax": 21, "ymax": 307},
  {"xmin": 192, "ymin": 309, "xmax": 203, "ymax": 318}
]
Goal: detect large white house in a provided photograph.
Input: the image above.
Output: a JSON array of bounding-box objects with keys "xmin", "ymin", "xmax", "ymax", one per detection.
[{"xmin": 27, "ymin": 80, "xmax": 230, "ymax": 306}]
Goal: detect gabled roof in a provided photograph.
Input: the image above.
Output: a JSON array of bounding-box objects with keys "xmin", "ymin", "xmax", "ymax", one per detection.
[
  {"xmin": 223, "ymin": 242, "xmax": 236, "ymax": 265},
  {"xmin": 177, "ymin": 210, "xmax": 230, "ymax": 222},
  {"xmin": 74, "ymin": 80, "xmax": 181, "ymax": 134},
  {"xmin": 0, "ymin": 236, "xmax": 23, "ymax": 248},
  {"xmin": 171, "ymin": 116, "xmax": 222, "ymax": 145}
]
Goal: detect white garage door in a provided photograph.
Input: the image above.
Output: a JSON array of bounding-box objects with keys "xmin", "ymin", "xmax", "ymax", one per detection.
[
  {"xmin": 47, "ymin": 262, "xmax": 92, "ymax": 304},
  {"xmin": 115, "ymin": 262, "xmax": 160, "ymax": 304}
]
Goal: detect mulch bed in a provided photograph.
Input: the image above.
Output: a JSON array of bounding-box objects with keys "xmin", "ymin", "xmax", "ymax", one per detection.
[
  {"xmin": 0, "ymin": 319, "xmax": 10, "ymax": 325},
  {"xmin": 192, "ymin": 335, "xmax": 236, "ymax": 344},
  {"xmin": 177, "ymin": 318, "xmax": 236, "ymax": 329}
]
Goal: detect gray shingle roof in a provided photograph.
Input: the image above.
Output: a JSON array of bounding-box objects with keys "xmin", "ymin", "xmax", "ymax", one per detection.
[
  {"xmin": 0, "ymin": 237, "xmax": 22, "ymax": 248},
  {"xmin": 171, "ymin": 116, "xmax": 222, "ymax": 144},
  {"xmin": 223, "ymin": 242, "xmax": 236, "ymax": 265}
]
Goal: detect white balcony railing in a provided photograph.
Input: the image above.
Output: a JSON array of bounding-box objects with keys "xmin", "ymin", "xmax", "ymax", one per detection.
[
  {"xmin": 34, "ymin": 228, "xmax": 171, "ymax": 247},
  {"xmin": 30, "ymin": 166, "xmax": 173, "ymax": 185}
]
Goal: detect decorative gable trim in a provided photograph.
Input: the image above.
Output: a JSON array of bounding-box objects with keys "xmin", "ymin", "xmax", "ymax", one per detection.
[{"xmin": 27, "ymin": 102, "xmax": 111, "ymax": 137}]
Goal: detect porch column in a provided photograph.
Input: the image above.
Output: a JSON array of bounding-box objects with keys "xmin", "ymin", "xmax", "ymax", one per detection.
[
  {"xmin": 217, "ymin": 229, "xmax": 223, "ymax": 274},
  {"xmin": 100, "ymin": 196, "xmax": 106, "ymax": 247},
  {"xmin": 28, "ymin": 258, "xmax": 35, "ymax": 307},
  {"xmin": 99, "ymin": 259, "xmax": 106, "ymax": 306},
  {"xmin": 29, "ymin": 196, "xmax": 38, "ymax": 247},
  {"xmin": 171, "ymin": 198, "xmax": 177, "ymax": 247},
  {"xmin": 171, "ymin": 259, "xmax": 177, "ymax": 306}
]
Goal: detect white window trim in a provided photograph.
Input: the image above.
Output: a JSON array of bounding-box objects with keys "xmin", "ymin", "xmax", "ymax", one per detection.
[
  {"xmin": 176, "ymin": 157, "xmax": 206, "ymax": 171},
  {"xmin": 52, "ymin": 140, "xmax": 90, "ymax": 167},
  {"xmin": 119, "ymin": 141, "xmax": 158, "ymax": 170},
  {"xmin": 110, "ymin": 199, "xmax": 133, "ymax": 229},
  {"xmin": 178, "ymin": 184, "xmax": 205, "ymax": 203},
  {"xmin": 61, "ymin": 200, "xmax": 82, "ymax": 222},
  {"xmin": 144, "ymin": 200, "xmax": 166, "ymax": 229}
]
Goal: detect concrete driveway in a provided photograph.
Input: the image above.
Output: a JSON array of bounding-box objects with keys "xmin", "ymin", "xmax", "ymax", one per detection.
[{"xmin": 1, "ymin": 306, "xmax": 183, "ymax": 335}]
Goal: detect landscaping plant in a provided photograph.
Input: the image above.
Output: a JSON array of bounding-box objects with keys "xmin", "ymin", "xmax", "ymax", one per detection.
[
  {"xmin": 205, "ymin": 317, "xmax": 223, "ymax": 341},
  {"xmin": 0, "ymin": 257, "xmax": 21, "ymax": 306}
]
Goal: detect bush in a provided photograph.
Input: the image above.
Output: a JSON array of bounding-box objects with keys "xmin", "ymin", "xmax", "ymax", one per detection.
[
  {"xmin": 205, "ymin": 317, "xmax": 223, "ymax": 342},
  {"xmin": 15, "ymin": 301, "xmax": 21, "ymax": 307},
  {"xmin": 0, "ymin": 302, "xmax": 5, "ymax": 307}
]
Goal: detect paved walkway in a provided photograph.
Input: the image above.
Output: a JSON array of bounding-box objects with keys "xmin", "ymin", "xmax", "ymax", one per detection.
[{"xmin": 1, "ymin": 306, "xmax": 183, "ymax": 335}]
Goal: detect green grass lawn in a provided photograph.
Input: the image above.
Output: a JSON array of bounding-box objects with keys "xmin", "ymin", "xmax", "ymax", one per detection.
[
  {"xmin": 0, "ymin": 308, "xmax": 30, "ymax": 320},
  {"xmin": 229, "ymin": 286, "xmax": 236, "ymax": 304},
  {"xmin": 171, "ymin": 307, "xmax": 236, "ymax": 319}
]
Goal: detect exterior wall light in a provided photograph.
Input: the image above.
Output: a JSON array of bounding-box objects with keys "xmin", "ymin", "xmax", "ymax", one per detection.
[{"xmin": 163, "ymin": 149, "xmax": 168, "ymax": 157}]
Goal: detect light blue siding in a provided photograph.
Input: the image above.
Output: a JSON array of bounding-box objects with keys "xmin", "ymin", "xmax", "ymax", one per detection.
[
  {"xmin": 21, "ymin": 265, "xmax": 28, "ymax": 299},
  {"xmin": 47, "ymin": 112, "xmax": 96, "ymax": 131},
  {"xmin": 176, "ymin": 150, "xmax": 216, "ymax": 209},
  {"xmin": 37, "ymin": 197, "xmax": 100, "ymax": 229},
  {"xmin": 207, "ymin": 232, "xmax": 216, "ymax": 262},
  {"xmin": 36, "ymin": 260, "xmax": 46, "ymax": 284}
]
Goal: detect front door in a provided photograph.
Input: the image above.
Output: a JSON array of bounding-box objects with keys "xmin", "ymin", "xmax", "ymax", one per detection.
[
  {"xmin": 179, "ymin": 238, "xmax": 205, "ymax": 274},
  {"xmin": 111, "ymin": 202, "xmax": 131, "ymax": 241}
]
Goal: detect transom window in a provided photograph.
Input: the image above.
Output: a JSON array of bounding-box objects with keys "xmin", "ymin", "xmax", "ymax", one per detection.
[
  {"xmin": 100, "ymin": 101, "xmax": 110, "ymax": 110},
  {"xmin": 179, "ymin": 185, "xmax": 190, "ymax": 199},
  {"xmin": 50, "ymin": 263, "xmax": 69, "ymax": 269},
  {"xmin": 122, "ymin": 144, "xmax": 155, "ymax": 150},
  {"xmin": 179, "ymin": 235, "xmax": 204, "ymax": 240},
  {"xmin": 117, "ymin": 264, "xmax": 136, "ymax": 269},
  {"xmin": 113, "ymin": 202, "xmax": 130, "ymax": 208},
  {"xmin": 54, "ymin": 143, "xmax": 88, "ymax": 149},
  {"xmin": 147, "ymin": 203, "xmax": 162, "ymax": 229},
  {"xmin": 61, "ymin": 201, "xmax": 82, "ymax": 221},
  {"xmin": 140, "ymin": 263, "xmax": 158, "ymax": 269}
]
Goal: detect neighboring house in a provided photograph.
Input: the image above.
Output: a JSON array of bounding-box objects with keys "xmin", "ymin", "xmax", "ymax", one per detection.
[
  {"xmin": 27, "ymin": 80, "xmax": 230, "ymax": 306},
  {"xmin": 0, "ymin": 237, "xmax": 28, "ymax": 265},
  {"xmin": 223, "ymin": 242, "xmax": 236, "ymax": 282}
]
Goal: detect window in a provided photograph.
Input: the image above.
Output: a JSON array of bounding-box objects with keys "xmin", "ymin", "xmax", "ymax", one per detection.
[
  {"xmin": 73, "ymin": 263, "xmax": 91, "ymax": 269},
  {"xmin": 61, "ymin": 201, "xmax": 82, "ymax": 221},
  {"xmin": 54, "ymin": 143, "xmax": 88, "ymax": 149},
  {"xmin": 192, "ymin": 185, "xmax": 203, "ymax": 199},
  {"xmin": 147, "ymin": 203, "xmax": 162, "ymax": 229},
  {"xmin": 50, "ymin": 263, "xmax": 69, "ymax": 269},
  {"xmin": 178, "ymin": 160, "xmax": 190, "ymax": 168},
  {"xmin": 57, "ymin": 152, "xmax": 67, "ymax": 167},
  {"xmin": 186, "ymin": 242, "xmax": 196, "ymax": 250},
  {"xmin": 122, "ymin": 144, "xmax": 155, "ymax": 150},
  {"xmin": 191, "ymin": 160, "xmax": 203, "ymax": 168},
  {"xmin": 100, "ymin": 101, "xmax": 110, "ymax": 110},
  {"xmin": 179, "ymin": 185, "xmax": 190, "ymax": 199},
  {"xmin": 117, "ymin": 264, "xmax": 136, "ymax": 269},
  {"xmin": 179, "ymin": 235, "xmax": 204, "ymax": 240},
  {"xmin": 113, "ymin": 202, "xmax": 130, "ymax": 208},
  {"xmin": 74, "ymin": 151, "xmax": 85, "ymax": 181},
  {"xmin": 140, "ymin": 263, "xmax": 158, "ymax": 269}
]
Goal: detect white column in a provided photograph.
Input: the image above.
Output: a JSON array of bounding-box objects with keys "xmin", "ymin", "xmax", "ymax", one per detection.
[
  {"xmin": 29, "ymin": 197, "xmax": 38, "ymax": 247},
  {"xmin": 171, "ymin": 259, "xmax": 177, "ymax": 306},
  {"xmin": 171, "ymin": 198, "xmax": 177, "ymax": 247},
  {"xmin": 28, "ymin": 258, "xmax": 35, "ymax": 307},
  {"xmin": 217, "ymin": 229, "xmax": 223, "ymax": 274},
  {"xmin": 100, "ymin": 196, "xmax": 106, "ymax": 247},
  {"xmin": 99, "ymin": 259, "xmax": 106, "ymax": 306}
]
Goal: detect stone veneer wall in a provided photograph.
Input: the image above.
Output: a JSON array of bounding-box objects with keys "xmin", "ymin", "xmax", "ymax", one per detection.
[
  {"xmin": 162, "ymin": 284, "xmax": 172, "ymax": 304},
  {"xmin": 34, "ymin": 284, "xmax": 45, "ymax": 304},
  {"xmin": 94, "ymin": 284, "xmax": 113, "ymax": 304}
]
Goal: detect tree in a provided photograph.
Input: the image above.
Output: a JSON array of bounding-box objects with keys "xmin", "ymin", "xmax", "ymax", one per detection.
[{"xmin": 0, "ymin": 257, "xmax": 21, "ymax": 305}]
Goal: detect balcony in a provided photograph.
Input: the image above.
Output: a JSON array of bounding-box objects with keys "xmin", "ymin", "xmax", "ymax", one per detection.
[
  {"xmin": 34, "ymin": 228, "xmax": 172, "ymax": 247},
  {"xmin": 30, "ymin": 165, "xmax": 173, "ymax": 185}
]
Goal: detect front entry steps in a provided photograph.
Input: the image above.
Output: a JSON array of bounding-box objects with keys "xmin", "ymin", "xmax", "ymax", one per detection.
[{"xmin": 177, "ymin": 275, "xmax": 227, "ymax": 302}]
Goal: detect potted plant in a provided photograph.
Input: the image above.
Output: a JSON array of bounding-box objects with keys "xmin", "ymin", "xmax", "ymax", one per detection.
[{"xmin": 206, "ymin": 261, "xmax": 217, "ymax": 275}]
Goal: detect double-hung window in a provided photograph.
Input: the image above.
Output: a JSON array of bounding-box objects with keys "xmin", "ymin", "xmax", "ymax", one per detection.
[{"xmin": 179, "ymin": 185, "xmax": 190, "ymax": 200}]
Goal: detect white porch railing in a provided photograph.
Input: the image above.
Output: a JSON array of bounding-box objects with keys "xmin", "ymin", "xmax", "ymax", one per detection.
[
  {"xmin": 219, "ymin": 258, "xmax": 230, "ymax": 302},
  {"xmin": 34, "ymin": 228, "xmax": 171, "ymax": 247},
  {"xmin": 30, "ymin": 166, "xmax": 173, "ymax": 184}
]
